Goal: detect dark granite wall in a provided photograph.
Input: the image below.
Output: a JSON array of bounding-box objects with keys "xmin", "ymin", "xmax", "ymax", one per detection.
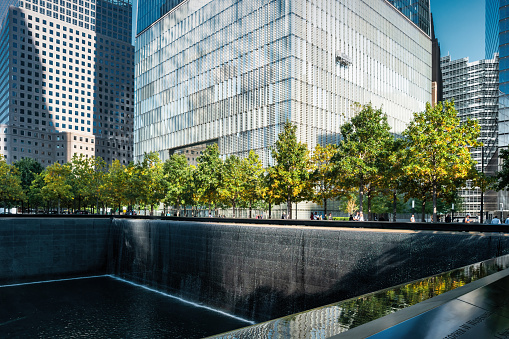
[
  {"xmin": 109, "ymin": 219, "xmax": 509, "ymax": 322},
  {"xmin": 0, "ymin": 218, "xmax": 111, "ymax": 285},
  {"xmin": 3, "ymin": 217, "xmax": 509, "ymax": 322}
]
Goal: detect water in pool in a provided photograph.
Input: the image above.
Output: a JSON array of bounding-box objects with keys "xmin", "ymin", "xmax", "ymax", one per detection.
[{"xmin": 0, "ymin": 276, "xmax": 252, "ymax": 338}]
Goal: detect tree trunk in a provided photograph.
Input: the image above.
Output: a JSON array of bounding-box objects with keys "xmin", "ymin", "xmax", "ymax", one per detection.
[
  {"xmin": 392, "ymin": 189, "xmax": 397, "ymax": 222},
  {"xmin": 323, "ymin": 198, "xmax": 327, "ymax": 216},
  {"xmin": 287, "ymin": 195, "xmax": 292, "ymax": 219},
  {"xmin": 432, "ymin": 182, "xmax": 437, "ymax": 223},
  {"xmin": 358, "ymin": 178, "xmax": 364, "ymax": 214},
  {"xmin": 268, "ymin": 202, "xmax": 272, "ymax": 219},
  {"xmin": 367, "ymin": 187, "xmax": 372, "ymax": 221},
  {"xmin": 249, "ymin": 202, "xmax": 252, "ymax": 219},
  {"xmin": 421, "ymin": 199, "xmax": 426, "ymax": 222}
]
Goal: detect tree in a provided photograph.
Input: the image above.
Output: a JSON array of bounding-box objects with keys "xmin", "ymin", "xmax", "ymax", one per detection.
[
  {"xmin": 240, "ymin": 150, "xmax": 265, "ymax": 218},
  {"xmin": 195, "ymin": 144, "xmax": 223, "ymax": 216},
  {"xmin": 386, "ymin": 138, "xmax": 406, "ymax": 221},
  {"xmin": 309, "ymin": 144, "xmax": 338, "ymax": 215},
  {"xmin": 402, "ymin": 101, "xmax": 481, "ymax": 223},
  {"xmin": 264, "ymin": 167, "xmax": 278, "ymax": 219},
  {"xmin": 496, "ymin": 147, "xmax": 509, "ymax": 191},
  {"xmin": 40, "ymin": 162, "xmax": 73, "ymax": 213},
  {"xmin": 0, "ymin": 158, "xmax": 25, "ymax": 212},
  {"xmin": 14, "ymin": 158, "xmax": 43, "ymax": 212},
  {"xmin": 221, "ymin": 155, "xmax": 244, "ymax": 217},
  {"xmin": 335, "ymin": 103, "xmax": 393, "ymax": 220},
  {"xmin": 270, "ymin": 122, "xmax": 310, "ymax": 219},
  {"xmin": 136, "ymin": 152, "xmax": 165, "ymax": 215},
  {"xmin": 89, "ymin": 156, "xmax": 108, "ymax": 213},
  {"xmin": 338, "ymin": 194, "xmax": 358, "ymax": 216},
  {"xmin": 163, "ymin": 153, "xmax": 194, "ymax": 216},
  {"xmin": 102, "ymin": 160, "xmax": 127, "ymax": 214}
]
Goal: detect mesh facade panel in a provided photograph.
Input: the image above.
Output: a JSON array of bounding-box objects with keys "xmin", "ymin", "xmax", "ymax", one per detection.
[{"xmin": 135, "ymin": 0, "xmax": 432, "ymax": 165}]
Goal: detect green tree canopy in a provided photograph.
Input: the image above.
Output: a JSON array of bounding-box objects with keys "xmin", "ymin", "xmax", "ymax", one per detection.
[
  {"xmin": 0, "ymin": 158, "xmax": 25, "ymax": 211},
  {"xmin": 163, "ymin": 153, "xmax": 194, "ymax": 215},
  {"xmin": 240, "ymin": 150, "xmax": 265, "ymax": 218},
  {"xmin": 496, "ymin": 147, "xmax": 509, "ymax": 191},
  {"xmin": 309, "ymin": 143, "xmax": 338, "ymax": 215},
  {"xmin": 195, "ymin": 144, "xmax": 223, "ymax": 215},
  {"xmin": 221, "ymin": 154, "xmax": 244, "ymax": 217},
  {"xmin": 40, "ymin": 162, "xmax": 73, "ymax": 212},
  {"xmin": 270, "ymin": 121, "xmax": 310, "ymax": 219},
  {"xmin": 14, "ymin": 158, "xmax": 43, "ymax": 211},
  {"xmin": 402, "ymin": 101, "xmax": 481, "ymax": 223},
  {"xmin": 334, "ymin": 103, "xmax": 393, "ymax": 220},
  {"xmin": 102, "ymin": 160, "xmax": 127, "ymax": 214}
]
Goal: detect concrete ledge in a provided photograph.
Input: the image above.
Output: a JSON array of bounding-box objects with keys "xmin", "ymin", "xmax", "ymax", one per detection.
[{"xmin": 1, "ymin": 214, "xmax": 508, "ymax": 233}]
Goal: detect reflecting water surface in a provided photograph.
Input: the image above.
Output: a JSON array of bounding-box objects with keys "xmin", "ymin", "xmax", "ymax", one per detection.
[
  {"xmin": 0, "ymin": 276, "xmax": 250, "ymax": 338},
  {"xmin": 211, "ymin": 254, "xmax": 509, "ymax": 338}
]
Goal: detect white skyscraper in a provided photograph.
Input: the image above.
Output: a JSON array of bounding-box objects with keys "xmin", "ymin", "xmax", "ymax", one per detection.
[{"xmin": 134, "ymin": 0, "xmax": 432, "ymax": 165}]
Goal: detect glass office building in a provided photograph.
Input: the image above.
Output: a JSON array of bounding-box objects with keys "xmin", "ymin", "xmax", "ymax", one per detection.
[
  {"xmin": 500, "ymin": 0, "xmax": 509, "ymax": 148},
  {"xmin": 386, "ymin": 0, "xmax": 430, "ymax": 35},
  {"xmin": 134, "ymin": 0, "xmax": 432, "ymax": 165},
  {"xmin": 441, "ymin": 55, "xmax": 499, "ymax": 216},
  {"xmin": 0, "ymin": 0, "xmax": 135, "ymax": 165},
  {"xmin": 486, "ymin": 0, "xmax": 499, "ymax": 59}
]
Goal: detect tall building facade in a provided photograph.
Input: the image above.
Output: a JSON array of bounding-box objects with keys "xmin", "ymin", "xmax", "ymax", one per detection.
[
  {"xmin": 486, "ymin": 0, "xmax": 499, "ymax": 60},
  {"xmin": 430, "ymin": 13, "xmax": 442, "ymax": 106},
  {"xmin": 0, "ymin": 0, "xmax": 135, "ymax": 166},
  {"xmin": 386, "ymin": 0, "xmax": 430, "ymax": 35},
  {"xmin": 441, "ymin": 55, "xmax": 499, "ymax": 215},
  {"xmin": 134, "ymin": 0, "xmax": 432, "ymax": 165},
  {"xmin": 500, "ymin": 1, "xmax": 509, "ymax": 148}
]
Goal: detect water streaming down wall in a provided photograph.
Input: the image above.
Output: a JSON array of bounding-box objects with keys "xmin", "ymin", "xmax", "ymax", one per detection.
[
  {"xmin": 0, "ymin": 218, "xmax": 111, "ymax": 285},
  {"xmin": 2, "ymin": 217, "xmax": 509, "ymax": 322},
  {"xmin": 108, "ymin": 219, "xmax": 509, "ymax": 322}
]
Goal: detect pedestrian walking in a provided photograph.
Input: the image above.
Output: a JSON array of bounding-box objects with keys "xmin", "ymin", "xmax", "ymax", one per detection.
[{"xmin": 492, "ymin": 215, "xmax": 501, "ymax": 224}]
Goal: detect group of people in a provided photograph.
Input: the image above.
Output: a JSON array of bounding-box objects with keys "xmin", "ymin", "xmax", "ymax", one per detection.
[
  {"xmin": 310, "ymin": 212, "xmax": 333, "ymax": 220},
  {"xmin": 350, "ymin": 212, "xmax": 364, "ymax": 221},
  {"xmin": 409, "ymin": 213, "xmax": 509, "ymax": 224},
  {"xmin": 490, "ymin": 215, "xmax": 509, "ymax": 224}
]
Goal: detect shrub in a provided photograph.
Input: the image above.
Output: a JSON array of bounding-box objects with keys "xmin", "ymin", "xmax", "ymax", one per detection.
[{"xmin": 333, "ymin": 217, "xmax": 350, "ymax": 221}]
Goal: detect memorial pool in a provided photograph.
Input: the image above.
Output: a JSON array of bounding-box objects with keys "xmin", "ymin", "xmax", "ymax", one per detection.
[{"xmin": 0, "ymin": 276, "xmax": 251, "ymax": 338}]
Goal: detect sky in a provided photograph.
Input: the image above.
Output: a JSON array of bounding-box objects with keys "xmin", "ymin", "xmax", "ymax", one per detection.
[{"xmin": 431, "ymin": 0, "xmax": 486, "ymax": 62}]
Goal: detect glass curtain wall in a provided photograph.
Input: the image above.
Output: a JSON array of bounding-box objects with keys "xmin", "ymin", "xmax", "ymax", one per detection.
[{"xmin": 134, "ymin": 0, "xmax": 432, "ymax": 165}]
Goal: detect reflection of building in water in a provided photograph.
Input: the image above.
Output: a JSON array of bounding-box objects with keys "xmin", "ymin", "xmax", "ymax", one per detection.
[
  {"xmin": 134, "ymin": 0, "xmax": 432, "ymax": 166},
  {"xmin": 440, "ymin": 54, "xmax": 499, "ymax": 216},
  {"xmin": 0, "ymin": 0, "xmax": 134, "ymax": 166}
]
